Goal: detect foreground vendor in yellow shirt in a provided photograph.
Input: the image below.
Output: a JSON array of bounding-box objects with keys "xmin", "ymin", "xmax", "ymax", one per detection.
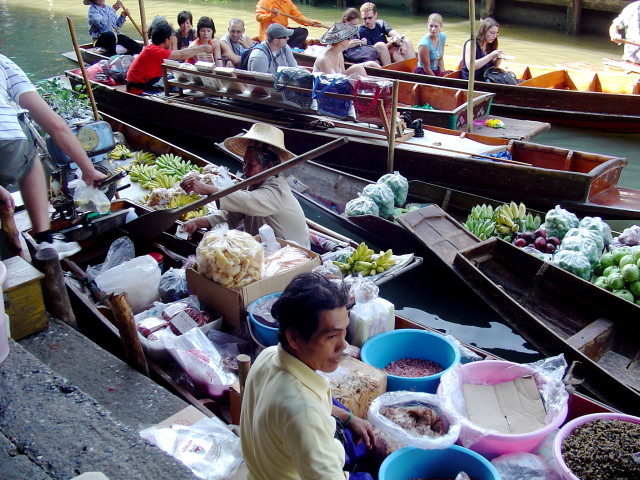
[{"xmin": 240, "ymin": 272, "xmax": 375, "ymax": 480}]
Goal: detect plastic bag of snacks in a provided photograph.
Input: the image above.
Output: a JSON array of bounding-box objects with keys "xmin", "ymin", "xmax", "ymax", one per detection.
[
  {"xmin": 195, "ymin": 225, "xmax": 263, "ymax": 288},
  {"xmin": 348, "ymin": 276, "xmax": 394, "ymax": 348}
]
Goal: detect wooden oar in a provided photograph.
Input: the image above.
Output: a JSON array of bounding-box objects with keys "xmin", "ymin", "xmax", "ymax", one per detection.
[
  {"xmin": 615, "ymin": 38, "xmax": 640, "ymax": 48},
  {"xmin": 124, "ymin": 136, "xmax": 348, "ymax": 238},
  {"xmin": 259, "ymin": 6, "xmax": 329, "ymax": 29},
  {"xmin": 67, "ymin": 17, "xmax": 100, "ymax": 121},
  {"xmin": 120, "ymin": 1, "xmax": 144, "ymax": 38}
]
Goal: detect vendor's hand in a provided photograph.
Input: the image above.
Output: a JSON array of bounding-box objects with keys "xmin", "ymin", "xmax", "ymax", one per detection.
[
  {"xmin": 180, "ymin": 218, "xmax": 201, "ymax": 239},
  {"xmin": 0, "ymin": 186, "xmax": 15, "ymax": 213},
  {"xmin": 180, "ymin": 178, "xmax": 216, "ymax": 195},
  {"xmin": 81, "ymin": 166, "xmax": 107, "ymax": 187},
  {"xmin": 349, "ymin": 416, "xmax": 376, "ymax": 449}
]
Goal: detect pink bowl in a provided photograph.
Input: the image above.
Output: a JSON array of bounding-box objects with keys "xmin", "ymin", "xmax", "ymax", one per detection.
[
  {"xmin": 552, "ymin": 412, "xmax": 640, "ymax": 480},
  {"xmin": 437, "ymin": 360, "xmax": 568, "ymax": 459}
]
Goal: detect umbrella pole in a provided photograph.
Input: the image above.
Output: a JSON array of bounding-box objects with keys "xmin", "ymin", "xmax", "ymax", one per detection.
[{"xmin": 466, "ymin": 0, "xmax": 476, "ymax": 134}]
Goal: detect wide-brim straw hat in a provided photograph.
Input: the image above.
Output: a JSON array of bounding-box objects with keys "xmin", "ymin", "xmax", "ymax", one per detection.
[
  {"xmin": 320, "ymin": 23, "xmax": 358, "ymax": 45},
  {"xmin": 223, "ymin": 123, "xmax": 294, "ymax": 162}
]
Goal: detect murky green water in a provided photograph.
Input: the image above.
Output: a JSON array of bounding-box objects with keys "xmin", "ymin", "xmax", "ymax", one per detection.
[{"xmin": 4, "ymin": 1, "xmax": 639, "ymax": 362}]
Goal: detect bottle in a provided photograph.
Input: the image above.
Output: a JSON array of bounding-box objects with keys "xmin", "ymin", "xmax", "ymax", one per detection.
[{"xmin": 125, "ymin": 207, "xmax": 138, "ymax": 223}]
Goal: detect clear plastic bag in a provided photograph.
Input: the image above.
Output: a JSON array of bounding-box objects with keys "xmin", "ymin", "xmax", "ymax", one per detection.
[
  {"xmin": 69, "ymin": 178, "xmax": 111, "ymax": 214},
  {"xmin": 87, "ymin": 236, "xmax": 136, "ymax": 280},
  {"xmin": 491, "ymin": 452, "xmax": 562, "ymax": 480},
  {"xmin": 361, "ymin": 183, "xmax": 395, "ymax": 219},
  {"xmin": 348, "ymin": 276, "xmax": 394, "ymax": 347},
  {"xmin": 345, "ymin": 195, "xmax": 379, "ymax": 217},
  {"xmin": 367, "ymin": 391, "xmax": 460, "ymax": 453},
  {"xmin": 139, "ymin": 414, "xmax": 242, "ymax": 480},
  {"xmin": 159, "ymin": 267, "xmax": 189, "ymax": 303},
  {"xmin": 377, "ymin": 171, "xmax": 408, "ymax": 207},
  {"xmin": 263, "ymin": 245, "xmax": 311, "ymax": 278},
  {"xmin": 551, "ymin": 249, "xmax": 592, "ymax": 280}
]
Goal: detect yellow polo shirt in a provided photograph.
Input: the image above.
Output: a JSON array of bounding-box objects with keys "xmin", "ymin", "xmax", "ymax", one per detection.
[{"xmin": 240, "ymin": 345, "xmax": 349, "ymax": 480}]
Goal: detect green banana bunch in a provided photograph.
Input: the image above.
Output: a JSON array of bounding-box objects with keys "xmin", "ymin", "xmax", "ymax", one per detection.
[
  {"xmin": 169, "ymin": 193, "xmax": 200, "ymax": 209},
  {"xmin": 156, "ymin": 153, "xmax": 203, "ymax": 177},
  {"xmin": 332, "ymin": 242, "xmax": 376, "ymax": 276},
  {"xmin": 181, "ymin": 206, "xmax": 208, "ymax": 221},
  {"xmin": 351, "ymin": 249, "xmax": 396, "ymax": 276},
  {"xmin": 524, "ymin": 212, "xmax": 542, "ymax": 231},
  {"xmin": 140, "ymin": 172, "xmax": 180, "ymax": 190},
  {"xmin": 131, "ymin": 150, "xmax": 156, "ymax": 166},
  {"xmin": 108, "ymin": 144, "xmax": 133, "ymax": 160},
  {"xmin": 129, "ymin": 164, "xmax": 159, "ymax": 183},
  {"xmin": 470, "ymin": 203, "xmax": 494, "ymax": 221},
  {"xmin": 463, "ymin": 217, "xmax": 496, "ymax": 240}
]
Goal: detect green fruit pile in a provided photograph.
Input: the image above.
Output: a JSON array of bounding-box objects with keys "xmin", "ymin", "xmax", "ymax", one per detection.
[{"xmin": 592, "ymin": 246, "xmax": 640, "ymax": 305}]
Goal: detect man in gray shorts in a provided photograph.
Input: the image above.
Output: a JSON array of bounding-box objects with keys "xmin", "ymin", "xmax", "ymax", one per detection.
[{"xmin": 0, "ymin": 54, "xmax": 105, "ymax": 259}]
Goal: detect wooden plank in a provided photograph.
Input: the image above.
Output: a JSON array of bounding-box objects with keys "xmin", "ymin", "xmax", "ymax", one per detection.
[{"xmin": 566, "ymin": 318, "xmax": 614, "ymax": 362}]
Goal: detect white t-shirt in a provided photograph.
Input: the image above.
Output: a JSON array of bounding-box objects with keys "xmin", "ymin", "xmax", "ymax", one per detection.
[
  {"xmin": 613, "ymin": 1, "xmax": 640, "ymax": 62},
  {"xmin": 0, "ymin": 54, "xmax": 36, "ymax": 141}
]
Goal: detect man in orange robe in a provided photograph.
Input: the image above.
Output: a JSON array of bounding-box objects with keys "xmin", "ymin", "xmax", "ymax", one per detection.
[{"xmin": 256, "ymin": 0, "xmax": 322, "ymax": 49}]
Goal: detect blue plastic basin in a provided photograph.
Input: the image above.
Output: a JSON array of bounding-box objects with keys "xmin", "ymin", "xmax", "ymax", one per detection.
[
  {"xmin": 361, "ymin": 329, "xmax": 460, "ymax": 393},
  {"xmin": 379, "ymin": 445, "xmax": 501, "ymax": 480},
  {"xmin": 247, "ymin": 292, "xmax": 281, "ymax": 347}
]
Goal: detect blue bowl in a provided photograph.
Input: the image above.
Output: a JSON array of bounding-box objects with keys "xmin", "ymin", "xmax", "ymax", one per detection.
[
  {"xmin": 379, "ymin": 445, "xmax": 501, "ymax": 480},
  {"xmin": 361, "ymin": 329, "xmax": 460, "ymax": 393},
  {"xmin": 247, "ymin": 293, "xmax": 282, "ymax": 347}
]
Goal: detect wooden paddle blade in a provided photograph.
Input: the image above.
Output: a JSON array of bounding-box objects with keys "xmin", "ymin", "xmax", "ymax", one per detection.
[{"xmin": 124, "ymin": 136, "xmax": 349, "ymax": 239}]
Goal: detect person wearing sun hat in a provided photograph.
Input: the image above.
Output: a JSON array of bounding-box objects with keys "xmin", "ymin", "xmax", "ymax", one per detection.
[
  {"xmin": 179, "ymin": 123, "xmax": 310, "ymax": 249},
  {"xmin": 313, "ymin": 22, "xmax": 376, "ymax": 76},
  {"xmin": 610, "ymin": 0, "xmax": 640, "ymax": 64},
  {"xmin": 84, "ymin": 0, "xmax": 142, "ymax": 57},
  {"xmin": 248, "ymin": 23, "xmax": 298, "ymax": 74}
]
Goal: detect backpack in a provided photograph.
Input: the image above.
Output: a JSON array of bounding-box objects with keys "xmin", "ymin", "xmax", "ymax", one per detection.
[
  {"xmin": 483, "ymin": 67, "xmax": 518, "ymax": 85},
  {"xmin": 239, "ymin": 43, "xmax": 271, "ymax": 71},
  {"xmin": 107, "ymin": 54, "xmax": 134, "ymax": 83}
]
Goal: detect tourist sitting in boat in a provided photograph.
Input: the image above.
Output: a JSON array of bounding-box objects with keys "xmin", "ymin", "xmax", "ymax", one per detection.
[
  {"xmin": 170, "ymin": 10, "xmax": 195, "ymax": 50},
  {"xmin": 461, "ymin": 17, "xmax": 502, "ymax": 81},
  {"xmin": 125, "ymin": 20, "xmax": 213, "ymax": 94},
  {"xmin": 220, "ymin": 18, "xmax": 257, "ymax": 67},
  {"xmin": 247, "ymin": 23, "xmax": 298, "ymax": 74},
  {"xmin": 341, "ymin": 8, "xmax": 383, "ymax": 66},
  {"xmin": 0, "ymin": 54, "xmax": 105, "ymax": 259},
  {"xmin": 256, "ymin": 0, "xmax": 323, "ymax": 50},
  {"xmin": 186, "ymin": 16, "xmax": 224, "ymax": 66},
  {"xmin": 180, "ymin": 123, "xmax": 310, "ymax": 249},
  {"xmin": 313, "ymin": 23, "xmax": 371, "ymax": 76},
  {"xmin": 415, "ymin": 13, "xmax": 446, "ymax": 76},
  {"xmin": 609, "ymin": 0, "xmax": 640, "ymax": 64},
  {"xmin": 84, "ymin": 0, "xmax": 142, "ymax": 57},
  {"xmin": 358, "ymin": 2, "xmax": 415, "ymax": 65},
  {"xmin": 240, "ymin": 272, "xmax": 376, "ymax": 480}
]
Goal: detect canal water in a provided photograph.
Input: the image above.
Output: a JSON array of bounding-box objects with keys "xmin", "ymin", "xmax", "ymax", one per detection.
[{"xmin": 4, "ymin": 1, "xmax": 640, "ymax": 362}]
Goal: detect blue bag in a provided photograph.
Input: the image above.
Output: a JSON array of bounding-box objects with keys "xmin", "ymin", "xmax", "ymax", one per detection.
[{"xmin": 312, "ymin": 73, "xmax": 354, "ymax": 119}]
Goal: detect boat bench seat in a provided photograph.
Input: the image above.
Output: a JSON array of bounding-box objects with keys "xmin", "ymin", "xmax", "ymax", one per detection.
[{"xmin": 566, "ymin": 317, "xmax": 614, "ymax": 362}]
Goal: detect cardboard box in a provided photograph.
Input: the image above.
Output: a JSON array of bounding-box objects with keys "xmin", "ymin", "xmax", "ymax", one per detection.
[
  {"xmin": 187, "ymin": 238, "xmax": 321, "ymax": 328},
  {"xmin": 462, "ymin": 375, "xmax": 547, "ymax": 434},
  {"xmin": 321, "ymin": 356, "xmax": 387, "ymax": 419}
]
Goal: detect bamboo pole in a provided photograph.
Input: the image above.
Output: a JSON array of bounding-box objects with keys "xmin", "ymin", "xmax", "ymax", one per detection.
[
  {"xmin": 67, "ymin": 17, "xmax": 100, "ymax": 122},
  {"xmin": 259, "ymin": 7, "xmax": 329, "ymax": 28},
  {"xmin": 138, "ymin": 0, "xmax": 149, "ymax": 46},
  {"xmin": 466, "ymin": 2, "xmax": 476, "ymax": 134},
  {"xmin": 237, "ymin": 354, "xmax": 251, "ymax": 394},
  {"xmin": 387, "ymin": 79, "xmax": 399, "ymax": 173},
  {"xmin": 616, "ymin": 38, "xmax": 640, "ymax": 49},
  {"xmin": 120, "ymin": 1, "xmax": 143, "ymax": 38},
  {"xmin": 35, "ymin": 248, "xmax": 77, "ymax": 329},
  {"xmin": 110, "ymin": 292, "xmax": 149, "ymax": 376}
]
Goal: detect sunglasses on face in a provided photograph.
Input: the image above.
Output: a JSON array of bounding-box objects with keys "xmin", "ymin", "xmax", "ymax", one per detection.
[
  {"xmin": 277, "ymin": 36, "xmax": 289, "ymax": 39},
  {"xmin": 363, "ymin": 16, "xmax": 374, "ymax": 20}
]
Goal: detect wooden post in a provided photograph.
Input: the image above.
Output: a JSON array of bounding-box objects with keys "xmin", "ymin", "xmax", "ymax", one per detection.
[
  {"xmin": 466, "ymin": 3, "xmax": 476, "ymax": 134},
  {"xmin": 110, "ymin": 292, "xmax": 149, "ymax": 376},
  {"xmin": 387, "ymin": 79, "xmax": 399, "ymax": 173},
  {"xmin": 35, "ymin": 248, "xmax": 77, "ymax": 329},
  {"xmin": 0, "ymin": 206, "xmax": 23, "ymax": 259},
  {"xmin": 482, "ymin": 0, "xmax": 496, "ymax": 19},
  {"xmin": 138, "ymin": 0, "xmax": 149, "ymax": 46},
  {"xmin": 237, "ymin": 354, "xmax": 251, "ymax": 394},
  {"xmin": 567, "ymin": 0, "xmax": 582, "ymax": 35},
  {"xmin": 67, "ymin": 17, "xmax": 100, "ymax": 121}
]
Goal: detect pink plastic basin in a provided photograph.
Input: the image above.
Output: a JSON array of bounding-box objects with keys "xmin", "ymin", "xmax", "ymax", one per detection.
[
  {"xmin": 437, "ymin": 360, "xmax": 568, "ymax": 459},
  {"xmin": 552, "ymin": 412, "xmax": 640, "ymax": 480},
  {"xmin": 0, "ymin": 261, "xmax": 7, "ymax": 364}
]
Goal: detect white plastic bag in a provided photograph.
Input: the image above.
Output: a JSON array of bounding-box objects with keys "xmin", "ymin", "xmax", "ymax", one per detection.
[
  {"xmin": 69, "ymin": 178, "xmax": 111, "ymax": 214},
  {"xmin": 491, "ymin": 452, "xmax": 562, "ymax": 480},
  {"xmin": 95, "ymin": 254, "xmax": 161, "ymax": 313},
  {"xmin": 348, "ymin": 277, "xmax": 394, "ymax": 347}
]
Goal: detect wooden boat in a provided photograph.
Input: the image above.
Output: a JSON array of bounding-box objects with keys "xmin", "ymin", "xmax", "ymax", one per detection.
[
  {"xmin": 452, "ymin": 237, "xmax": 640, "ymax": 415},
  {"xmin": 293, "ymin": 52, "xmax": 640, "ymax": 132},
  {"xmin": 65, "ymin": 67, "xmax": 640, "ymax": 220}
]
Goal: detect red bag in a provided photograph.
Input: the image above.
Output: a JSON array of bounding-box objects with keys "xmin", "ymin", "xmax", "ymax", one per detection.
[{"xmin": 350, "ymin": 76, "xmax": 393, "ymax": 126}]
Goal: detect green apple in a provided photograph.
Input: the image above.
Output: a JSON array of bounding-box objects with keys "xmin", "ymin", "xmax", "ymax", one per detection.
[
  {"xmin": 629, "ymin": 280, "xmax": 640, "ymax": 297},
  {"xmin": 607, "ymin": 273, "xmax": 625, "ymax": 291},
  {"xmin": 599, "ymin": 252, "xmax": 615, "ymax": 269},
  {"xmin": 603, "ymin": 266, "xmax": 619, "ymax": 277},
  {"xmin": 619, "ymin": 255, "xmax": 635, "ymax": 268},
  {"xmin": 613, "ymin": 289, "xmax": 634, "ymax": 302},
  {"xmin": 631, "ymin": 245, "xmax": 640, "ymax": 263},
  {"xmin": 594, "ymin": 276, "xmax": 610, "ymax": 291},
  {"xmin": 622, "ymin": 264, "xmax": 640, "ymax": 283},
  {"xmin": 613, "ymin": 247, "xmax": 631, "ymax": 265}
]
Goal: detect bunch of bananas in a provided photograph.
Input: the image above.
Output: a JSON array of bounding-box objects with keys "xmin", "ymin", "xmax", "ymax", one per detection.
[
  {"xmin": 156, "ymin": 154, "xmax": 202, "ymax": 177},
  {"xmin": 463, "ymin": 204, "xmax": 496, "ymax": 240},
  {"xmin": 494, "ymin": 201, "xmax": 527, "ymax": 236},
  {"xmin": 332, "ymin": 243, "xmax": 396, "ymax": 277},
  {"xmin": 129, "ymin": 164, "xmax": 159, "ymax": 184},
  {"xmin": 524, "ymin": 212, "xmax": 542, "ymax": 231},
  {"xmin": 108, "ymin": 144, "xmax": 133, "ymax": 160},
  {"xmin": 131, "ymin": 151, "xmax": 156, "ymax": 166},
  {"xmin": 181, "ymin": 207, "xmax": 208, "ymax": 221},
  {"xmin": 113, "ymin": 165, "xmax": 130, "ymax": 174},
  {"xmin": 140, "ymin": 172, "xmax": 180, "ymax": 190}
]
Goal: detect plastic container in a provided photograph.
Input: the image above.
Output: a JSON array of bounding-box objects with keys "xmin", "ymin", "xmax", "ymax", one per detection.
[
  {"xmin": 553, "ymin": 412, "xmax": 640, "ymax": 480},
  {"xmin": 0, "ymin": 261, "xmax": 8, "ymax": 364},
  {"xmin": 437, "ymin": 360, "xmax": 569, "ymax": 459},
  {"xmin": 379, "ymin": 445, "xmax": 501, "ymax": 480},
  {"xmin": 148, "ymin": 252, "xmax": 164, "ymax": 273},
  {"xmin": 247, "ymin": 292, "xmax": 282, "ymax": 348},
  {"xmin": 360, "ymin": 329, "xmax": 460, "ymax": 393}
]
